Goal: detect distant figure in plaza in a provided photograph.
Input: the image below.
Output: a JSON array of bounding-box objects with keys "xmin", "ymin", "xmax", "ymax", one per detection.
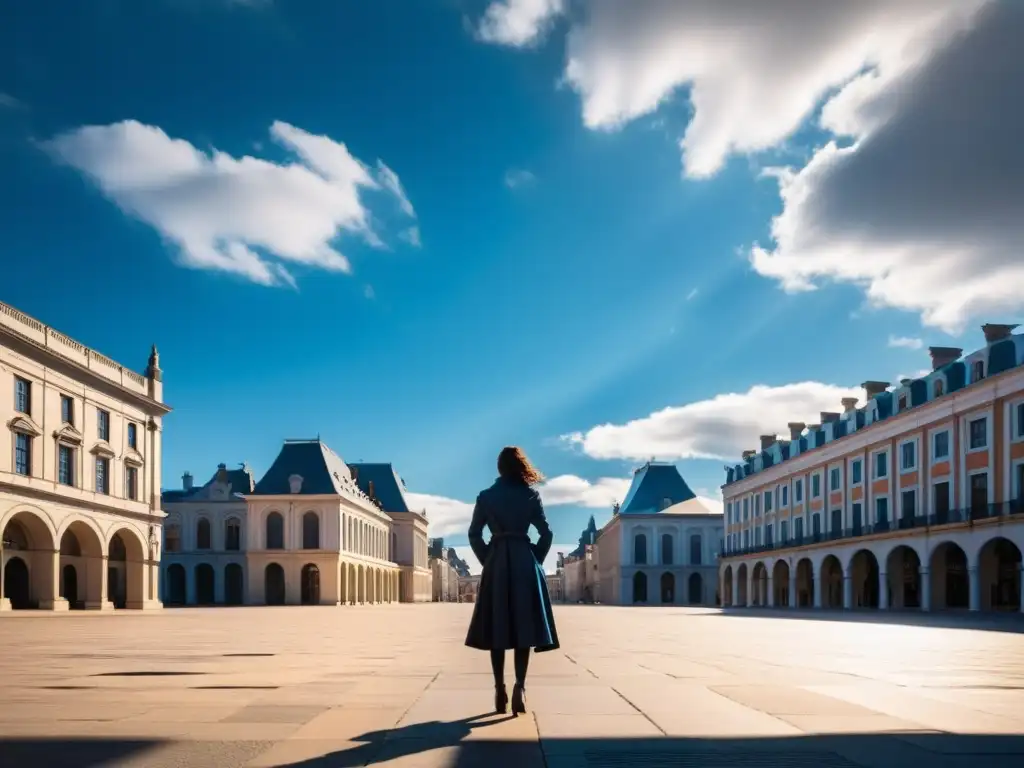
[{"xmin": 465, "ymin": 445, "xmax": 560, "ymax": 716}]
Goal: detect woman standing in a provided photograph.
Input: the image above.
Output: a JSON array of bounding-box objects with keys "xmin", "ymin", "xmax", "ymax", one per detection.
[{"xmin": 465, "ymin": 446, "xmax": 560, "ymax": 716}]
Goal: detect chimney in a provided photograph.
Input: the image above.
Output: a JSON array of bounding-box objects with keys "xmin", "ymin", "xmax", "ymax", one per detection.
[
  {"xmin": 862, "ymin": 380, "xmax": 889, "ymax": 399},
  {"xmin": 841, "ymin": 397, "xmax": 859, "ymax": 413},
  {"xmin": 981, "ymin": 323, "xmax": 1019, "ymax": 343},
  {"xmin": 806, "ymin": 423, "xmax": 820, "ymax": 432},
  {"xmin": 787, "ymin": 422, "xmax": 806, "ymax": 440},
  {"xmin": 182, "ymin": 471, "xmax": 193, "ymax": 491},
  {"xmin": 741, "ymin": 449, "xmax": 756, "ymax": 460},
  {"xmin": 820, "ymin": 412, "xmax": 840, "ymax": 424},
  {"xmin": 759, "ymin": 434, "xmax": 777, "ymax": 450},
  {"xmin": 929, "ymin": 346, "xmax": 962, "ymax": 370},
  {"xmin": 899, "ymin": 378, "xmax": 912, "ymax": 387}
]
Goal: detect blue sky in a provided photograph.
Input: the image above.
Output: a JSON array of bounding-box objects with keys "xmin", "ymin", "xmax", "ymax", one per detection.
[{"xmin": 2, "ymin": 0, "xmax": 1019, "ymax": 570}]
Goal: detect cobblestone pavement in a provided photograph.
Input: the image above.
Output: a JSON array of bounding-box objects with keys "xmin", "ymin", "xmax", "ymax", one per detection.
[{"xmin": 1, "ymin": 605, "xmax": 1024, "ymax": 767}]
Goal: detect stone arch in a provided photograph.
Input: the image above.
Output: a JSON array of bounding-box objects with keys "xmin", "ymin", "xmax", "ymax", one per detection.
[
  {"xmin": 659, "ymin": 572, "xmax": 675, "ymax": 603},
  {"xmin": 930, "ymin": 540, "xmax": 969, "ymax": 610},
  {"xmin": 302, "ymin": 511, "xmax": 320, "ymax": 550},
  {"xmin": 348, "ymin": 563, "xmax": 357, "ymax": 604},
  {"xmin": 751, "ymin": 561, "xmax": 768, "ymax": 606},
  {"xmin": 57, "ymin": 518, "xmax": 104, "ymax": 610},
  {"xmin": 736, "ymin": 563, "xmax": 749, "ymax": 606},
  {"xmin": 301, "ymin": 563, "xmax": 320, "ymax": 605},
  {"xmin": 225, "ymin": 563, "xmax": 244, "ymax": 605},
  {"xmin": 772, "ymin": 560, "xmax": 791, "ymax": 606},
  {"xmin": 265, "ymin": 562, "xmax": 285, "ymax": 605},
  {"xmin": 820, "ymin": 554, "xmax": 843, "ymax": 608},
  {"xmin": 688, "ymin": 572, "xmax": 703, "ymax": 605},
  {"xmin": 977, "ymin": 536, "xmax": 1022, "ymax": 611},
  {"xmin": 885, "ymin": 544, "xmax": 922, "ymax": 609},
  {"xmin": 106, "ymin": 527, "xmax": 147, "ymax": 609},
  {"xmin": 2, "ymin": 506, "xmax": 57, "ymax": 550},
  {"xmin": 722, "ymin": 564, "xmax": 734, "ymax": 606},
  {"xmin": 632, "ymin": 571, "xmax": 648, "ymax": 604},
  {"xmin": 166, "ymin": 563, "xmax": 186, "ymax": 605},
  {"xmin": 795, "ymin": 557, "xmax": 814, "ymax": 607},
  {"xmin": 358, "ymin": 564, "xmax": 366, "ymax": 604},
  {"xmin": 848, "ymin": 549, "xmax": 880, "ymax": 608}
]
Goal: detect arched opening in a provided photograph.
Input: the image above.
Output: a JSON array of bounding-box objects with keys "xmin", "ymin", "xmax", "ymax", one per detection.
[
  {"xmin": 3, "ymin": 557, "xmax": 30, "ymax": 609},
  {"xmin": 62, "ymin": 564, "xmax": 79, "ymax": 607},
  {"xmin": 195, "ymin": 563, "xmax": 215, "ymax": 605},
  {"xmin": 886, "ymin": 545, "xmax": 921, "ymax": 609},
  {"xmin": 795, "ymin": 558, "xmax": 814, "ymax": 607},
  {"xmin": 978, "ymin": 537, "xmax": 1022, "ymax": 611},
  {"xmin": 751, "ymin": 562, "xmax": 768, "ymax": 606},
  {"xmin": 633, "ymin": 533, "xmax": 648, "ymax": 565},
  {"xmin": 107, "ymin": 529, "xmax": 146, "ymax": 610},
  {"xmin": 265, "ymin": 563, "xmax": 286, "ymax": 605},
  {"xmin": 59, "ymin": 521, "xmax": 104, "ymax": 609},
  {"xmin": 660, "ymin": 572, "xmax": 675, "ymax": 603},
  {"xmin": 661, "ymin": 534, "xmax": 674, "ymax": 565},
  {"xmin": 302, "ymin": 512, "xmax": 320, "ymax": 550},
  {"xmin": 2, "ymin": 512, "xmax": 57, "ymax": 609},
  {"xmin": 820, "ymin": 555, "xmax": 843, "ymax": 608},
  {"xmin": 266, "ymin": 513, "xmax": 284, "ymax": 550},
  {"xmin": 632, "ymin": 571, "xmax": 648, "ymax": 604},
  {"xmin": 849, "ymin": 549, "xmax": 880, "ymax": 608},
  {"xmin": 301, "ymin": 564, "xmax": 320, "ymax": 605},
  {"xmin": 930, "ymin": 542, "xmax": 969, "ymax": 610},
  {"xmin": 166, "ymin": 564, "xmax": 186, "ymax": 605},
  {"xmin": 688, "ymin": 572, "xmax": 703, "ymax": 605},
  {"xmin": 224, "ymin": 519, "xmax": 241, "ymax": 551},
  {"xmin": 736, "ymin": 563, "xmax": 749, "ymax": 606},
  {"xmin": 196, "ymin": 518, "xmax": 211, "ymax": 550},
  {"xmin": 225, "ymin": 564, "xmax": 244, "ymax": 605},
  {"xmin": 722, "ymin": 565, "xmax": 734, "ymax": 606},
  {"xmin": 772, "ymin": 560, "xmax": 790, "ymax": 607}
]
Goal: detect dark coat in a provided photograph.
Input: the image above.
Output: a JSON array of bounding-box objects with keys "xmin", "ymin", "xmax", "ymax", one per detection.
[{"xmin": 464, "ymin": 477, "xmax": 560, "ymax": 652}]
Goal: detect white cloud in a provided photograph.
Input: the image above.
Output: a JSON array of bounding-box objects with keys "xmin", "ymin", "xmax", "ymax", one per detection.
[
  {"xmin": 562, "ymin": 381, "xmax": 860, "ymax": 462},
  {"xmin": 894, "ymin": 370, "xmax": 931, "ymax": 384},
  {"xmin": 44, "ymin": 120, "xmax": 417, "ymax": 287},
  {"xmin": 504, "ymin": 168, "xmax": 536, "ymax": 189},
  {"xmin": 888, "ymin": 335, "xmax": 923, "ymax": 350},
  {"xmin": 399, "ymin": 226, "xmax": 422, "ymax": 248},
  {"xmin": 478, "ymin": 0, "xmax": 565, "ymax": 47},
  {"xmin": 407, "ymin": 492, "xmax": 474, "ymax": 539},
  {"xmin": 539, "ymin": 475, "xmax": 630, "ymax": 508}
]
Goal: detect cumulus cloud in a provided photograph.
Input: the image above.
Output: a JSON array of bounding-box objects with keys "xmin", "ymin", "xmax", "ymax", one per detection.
[
  {"xmin": 44, "ymin": 120, "xmax": 418, "ymax": 287},
  {"xmin": 407, "ymin": 492, "xmax": 475, "ymax": 539},
  {"xmin": 478, "ymin": 0, "xmax": 565, "ymax": 47},
  {"xmin": 562, "ymin": 381, "xmax": 860, "ymax": 462},
  {"xmin": 888, "ymin": 336, "xmax": 923, "ymax": 350},
  {"xmin": 478, "ymin": 1, "xmax": 1022, "ymax": 330}
]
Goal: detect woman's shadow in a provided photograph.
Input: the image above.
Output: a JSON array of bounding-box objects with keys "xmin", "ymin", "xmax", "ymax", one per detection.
[{"xmin": 282, "ymin": 712, "xmax": 519, "ymax": 767}]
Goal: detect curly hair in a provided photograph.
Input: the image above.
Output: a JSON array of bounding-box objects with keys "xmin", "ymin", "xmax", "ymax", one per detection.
[{"xmin": 497, "ymin": 445, "xmax": 545, "ymax": 486}]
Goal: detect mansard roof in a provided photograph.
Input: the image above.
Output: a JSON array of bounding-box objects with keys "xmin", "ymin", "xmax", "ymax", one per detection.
[
  {"xmin": 619, "ymin": 462, "xmax": 697, "ymax": 515},
  {"xmin": 162, "ymin": 462, "xmax": 256, "ymax": 503},
  {"xmin": 251, "ymin": 439, "xmax": 356, "ymax": 496},
  {"xmin": 348, "ymin": 462, "xmax": 411, "ymax": 513}
]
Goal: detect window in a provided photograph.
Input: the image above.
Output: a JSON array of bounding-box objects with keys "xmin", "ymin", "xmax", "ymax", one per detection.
[
  {"xmin": 781, "ymin": 485, "xmax": 788, "ymax": 506},
  {"xmin": 901, "ymin": 490, "xmax": 916, "ymax": 525},
  {"xmin": 794, "ymin": 479, "xmax": 803, "ymax": 503},
  {"xmin": 689, "ymin": 534, "xmax": 702, "ymax": 564},
  {"xmin": 127, "ymin": 422, "xmax": 137, "ymax": 450},
  {"xmin": 811, "ymin": 514, "xmax": 821, "ymax": 538},
  {"xmin": 851, "ymin": 460, "xmax": 862, "ymax": 484},
  {"xmin": 811, "ymin": 474, "xmax": 821, "ymax": 498},
  {"xmin": 763, "ymin": 491, "xmax": 772, "ymax": 512},
  {"xmin": 225, "ymin": 519, "xmax": 241, "ymax": 551},
  {"xmin": 829, "ymin": 468, "xmax": 841, "ymax": 491},
  {"xmin": 61, "ymin": 395, "xmax": 74, "ymax": 425},
  {"xmin": 1017, "ymin": 464, "xmax": 1024, "ymax": 502},
  {"xmin": 898, "ymin": 393, "xmax": 908, "ymax": 411},
  {"xmin": 933, "ymin": 431, "xmax": 950, "ymax": 460},
  {"xmin": 875, "ymin": 497, "xmax": 889, "ymax": 527},
  {"xmin": 196, "ymin": 518, "xmax": 212, "ymax": 549},
  {"xmin": 743, "ymin": 498, "xmax": 749, "ymax": 519},
  {"xmin": 97, "ymin": 409, "xmax": 110, "ymax": 441},
  {"xmin": 164, "ymin": 524, "xmax": 181, "ymax": 553},
  {"xmin": 794, "ymin": 517, "xmax": 804, "ymax": 540},
  {"xmin": 634, "ymin": 533, "xmax": 647, "ymax": 564},
  {"xmin": 934, "ymin": 481, "xmax": 950, "ymax": 522},
  {"xmin": 900, "ymin": 441, "xmax": 916, "ymax": 471},
  {"xmin": 95, "ymin": 457, "xmax": 109, "ymax": 494},
  {"xmin": 830, "ymin": 509, "xmax": 842, "ymax": 536},
  {"xmin": 972, "ymin": 360, "xmax": 984, "ymax": 382},
  {"xmin": 14, "ymin": 433, "xmax": 31, "ymax": 475},
  {"xmin": 765, "ymin": 524, "xmax": 773, "ymax": 546},
  {"xmin": 14, "ymin": 377, "xmax": 30, "ymax": 414},
  {"xmin": 743, "ymin": 530, "xmax": 749, "ymax": 549},
  {"xmin": 58, "ymin": 445, "xmax": 74, "ymax": 486},
  {"xmin": 726, "ymin": 502, "xmax": 733, "ymax": 523},
  {"xmin": 301, "ymin": 513, "xmax": 318, "ymax": 548},
  {"xmin": 852, "ymin": 503, "xmax": 863, "ymax": 533},
  {"xmin": 969, "ymin": 418, "xmax": 987, "ymax": 450},
  {"xmin": 124, "ymin": 465, "xmax": 138, "ymax": 500},
  {"xmin": 1015, "ymin": 403, "xmax": 1024, "ymax": 440},
  {"xmin": 755, "ymin": 528, "xmax": 761, "ymax": 546},
  {"xmin": 970, "ymin": 473, "xmax": 988, "ymax": 516},
  {"xmin": 661, "ymin": 533, "xmax": 674, "ymax": 564},
  {"xmin": 780, "ymin": 520, "xmax": 789, "ymax": 542},
  {"xmin": 874, "ymin": 451, "xmax": 888, "ymax": 479},
  {"xmin": 754, "ymin": 494, "xmax": 761, "ymax": 516},
  {"xmin": 934, "ymin": 380, "xmax": 944, "ymax": 397}
]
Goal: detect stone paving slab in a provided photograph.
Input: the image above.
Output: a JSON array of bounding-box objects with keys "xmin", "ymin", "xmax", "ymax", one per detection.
[{"xmin": 2, "ymin": 605, "xmax": 1024, "ymax": 767}]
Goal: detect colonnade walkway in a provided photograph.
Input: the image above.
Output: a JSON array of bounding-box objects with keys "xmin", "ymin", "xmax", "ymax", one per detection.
[{"xmin": 2, "ymin": 605, "xmax": 1024, "ymax": 766}]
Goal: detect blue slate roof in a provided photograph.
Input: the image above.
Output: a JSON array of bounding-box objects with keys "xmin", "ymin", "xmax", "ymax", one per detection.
[
  {"xmin": 348, "ymin": 462, "xmax": 411, "ymax": 513},
  {"xmin": 251, "ymin": 440, "xmax": 354, "ymax": 496},
  {"xmin": 162, "ymin": 464, "xmax": 255, "ymax": 503},
  {"xmin": 619, "ymin": 462, "xmax": 696, "ymax": 514}
]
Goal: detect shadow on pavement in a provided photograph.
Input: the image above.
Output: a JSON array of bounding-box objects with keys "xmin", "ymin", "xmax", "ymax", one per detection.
[
  {"xmin": 5, "ymin": 728, "xmax": 1024, "ymax": 768},
  {"xmin": 715, "ymin": 606, "xmax": 1024, "ymax": 633}
]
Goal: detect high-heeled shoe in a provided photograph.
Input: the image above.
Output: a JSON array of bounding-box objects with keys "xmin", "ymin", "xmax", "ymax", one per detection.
[
  {"xmin": 495, "ymin": 684, "xmax": 509, "ymax": 714},
  {"xmin": 511, "ymin": 682, "xmax": 526, "ymax": 716}
]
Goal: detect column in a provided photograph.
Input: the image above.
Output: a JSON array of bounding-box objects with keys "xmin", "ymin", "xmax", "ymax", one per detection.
[
  {"xmin": 38, "ymin": 550, "xmax": 68, "ymax": 611},
  {"xmin": 747, "ymin": 571, "xmax": 754, "ymax": 607},
  {"xmin": 843, "ymin": 575, "xmax": 852, "ymax": 610},
  {"xmin": 813, "ymin": 575, "xmax": 822, "ymax": 608},
  {"xmin": 767, "ymin": 576, "xmax": 775, "ymax": 607},
  {"xmin": 0, "ymin": 543, "xmax": 8, "ymax": 611},
  {"xmin": 920, "ymin": 566, "xmax": 931, "ymax": 612},
  {"xmin": 788, "ymin": 573, "xmax": 796, "ymax": 608},
  {"xmin": 1019, "ymin": 566, "xmax": 1024, "ymax": 614},
  {"xmin": 879, "ymin": 571, "xmax": 889, "ymax": 610},
  {"xmin": 733, "ymin": 570, "xmax": 740, "ymax": 606},
  {"xmin": 969, "ymin": 565, "xmax": 981, "ymax": 612},
  {"xmin": 86, "ymin": 555, "xmax": 113, "ymax": 610}
]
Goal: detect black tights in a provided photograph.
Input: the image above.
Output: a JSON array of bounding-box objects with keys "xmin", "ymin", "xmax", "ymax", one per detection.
[{"xmin": 490, "ymin": 648, "xmax": 530, "ymax": 688}]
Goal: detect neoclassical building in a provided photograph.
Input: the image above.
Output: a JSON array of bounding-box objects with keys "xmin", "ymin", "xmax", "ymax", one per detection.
[
  {"xmin": 0, "ymin": 300, "xmax": 169, "ymax": 611},
  {"xmin": 160, "ymin": 441, "xmax": 435, "ymax": 605},
  {"xmin": 594, "ymin": 462, "xmax": 723, "ymax": 605},
  {"xmin": 719, "ymin": 325, "xmax": 1024, "ymax": 614}
]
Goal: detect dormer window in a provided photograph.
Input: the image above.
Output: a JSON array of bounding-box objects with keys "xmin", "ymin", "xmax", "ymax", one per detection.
[
  {"xmin": 934, "ymin": 380, "xmax": 944, "ymax": 398},
  {"xmin": 898, "ymin": 393, "xmax": 907, "ymax": 411},
  {"xmin": 660, "ymin": 497, "xmax": 672, "ymax": 510},
  {"xmin": 288, "ymin": 474, "xmax": 304, "ymax": 494},
  {"xmin": 972, "ymin": 360, "xmax": 985, "ymax": 382}
]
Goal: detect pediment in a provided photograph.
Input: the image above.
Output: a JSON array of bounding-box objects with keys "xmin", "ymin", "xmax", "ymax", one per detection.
[
  {"xmin": 90, "ymin": 441, "xmax": 116, "ymax": 459},
  {"xmin": 8, "ymin": 415, "xmax": 42, "ymax": 437},
  {"xmin": 53, "ymin": 423, "xmax": 83, "ymax": 445},
  {"xmin": 123, "ymin": 448, "xmax": 145, "ymax": 467}
]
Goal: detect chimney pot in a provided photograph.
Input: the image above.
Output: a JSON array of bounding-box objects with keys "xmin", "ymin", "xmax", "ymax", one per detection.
[
  {"xmin": 928, "ymin": 346, "xmax": 963, "ymax": 370},
  {"xmin": 806, "ymin": 423, "xmax": 820, "ymax": 432},
  {"xmin": 981, "ymin": 323, "xmax": 1019, "ymax": 344},
  {"xmin": 741, "ymin": 449, "xmax": 756, "ymax": 460},
  {"xmin": 899, "ymin": 378, "xmax": 912, "ymax": 387},
  {"xmin": 820, "ymin": 412, "xmax": 840, "ymax": 424},
  {"xmin": 787, "ymin": 422, "xmax": 806, "ymax": 440},
  {"xmin": 182, "ymin": 471, "xmax": 193, "ymax": 491},
  {"xmin": 841, "ymin": 397, "xmax": 859, "ymax": 412},
  {"xmin": 862, "ymin": 380, "xmax": 890, "ymax": 399},
  {"xmin": 759, "ymin": 434, "xmax": 777, "ymax": 450}
]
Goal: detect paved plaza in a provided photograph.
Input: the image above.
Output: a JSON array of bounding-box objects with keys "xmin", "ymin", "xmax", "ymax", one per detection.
[{"xmin": 2, "ymin": 606, "xmax": 1024, "ymax": 767}]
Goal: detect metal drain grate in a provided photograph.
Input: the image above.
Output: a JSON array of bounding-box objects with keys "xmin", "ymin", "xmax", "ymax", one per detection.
[{"xmin": 584, "ymin": 750, "xmax": 862, "ymax": 768}]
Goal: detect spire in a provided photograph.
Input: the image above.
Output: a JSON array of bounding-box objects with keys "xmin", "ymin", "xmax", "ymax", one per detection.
[{"xmin": 146, "ymin": 344, "xmax": 162, "ymax": 382}]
